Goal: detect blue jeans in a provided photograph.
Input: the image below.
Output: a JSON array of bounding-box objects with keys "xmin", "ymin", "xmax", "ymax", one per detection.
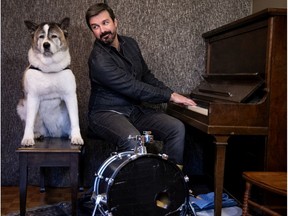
[{"xmin": 88, "ymin": 106, "xmax": 185, "ymax": 164}]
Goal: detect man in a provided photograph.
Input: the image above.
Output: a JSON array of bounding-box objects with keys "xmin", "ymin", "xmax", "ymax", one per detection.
[{"xmin": 85, "ymin": 3, "xmax": 196, "ymax": 169}]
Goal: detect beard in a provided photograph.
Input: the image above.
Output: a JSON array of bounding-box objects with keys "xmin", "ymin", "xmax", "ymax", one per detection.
[{"xmin": 99, "ymin": 31, "xmax": 116, "ymax": 45}]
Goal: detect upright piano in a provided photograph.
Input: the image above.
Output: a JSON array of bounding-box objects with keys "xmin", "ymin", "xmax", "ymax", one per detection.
[{"xmin": 167, "ymin": 8, "xmax": 286, "ymax": 216}]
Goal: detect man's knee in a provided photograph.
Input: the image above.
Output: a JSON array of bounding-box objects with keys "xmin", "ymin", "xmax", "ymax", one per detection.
[{"xmin": 170, "ymin": 119, "xmax": 185, "ymax": 136}]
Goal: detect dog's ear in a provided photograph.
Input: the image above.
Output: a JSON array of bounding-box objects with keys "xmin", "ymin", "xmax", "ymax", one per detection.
[
  {"xmin": 60, "ymin": 17, "xmax": 70, "ymax": 37},
  {"xmin": 24, "ymin": 20, "xmax": 38, "ymax": 37}
]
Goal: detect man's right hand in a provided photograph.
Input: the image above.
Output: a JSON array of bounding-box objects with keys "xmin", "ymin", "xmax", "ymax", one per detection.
[{"xmin": 170, "ymin": 92, "xmax": 197, "ymax": 106}]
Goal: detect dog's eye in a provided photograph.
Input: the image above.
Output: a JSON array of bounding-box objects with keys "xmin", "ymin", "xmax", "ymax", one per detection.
[
  {"xmin": 51, "ymin": 35, "xmax": 58, "ymax": 39},
  {"xmin": 39, "ymin": 35, "xmax": 45, "ymax": 39}
]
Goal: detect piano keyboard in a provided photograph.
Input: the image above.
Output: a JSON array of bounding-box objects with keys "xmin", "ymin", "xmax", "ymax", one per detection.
[{"xmin": 187, "ymin": 105, "xmax": 208, "ymax": 116}]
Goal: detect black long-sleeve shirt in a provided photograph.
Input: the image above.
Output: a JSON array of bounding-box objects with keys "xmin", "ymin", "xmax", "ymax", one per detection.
[{"xmin": 88, "ymin": 35, "xmax": 173, "ymax": 116}]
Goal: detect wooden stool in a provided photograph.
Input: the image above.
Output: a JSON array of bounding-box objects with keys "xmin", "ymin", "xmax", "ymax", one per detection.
[
  {"xmin": 16, "ymin": 138, "xmax": 83, "ymax": 216},
  {"xmin": 242, "ymin": 172, "xmax": 287, "ymax": 216}
]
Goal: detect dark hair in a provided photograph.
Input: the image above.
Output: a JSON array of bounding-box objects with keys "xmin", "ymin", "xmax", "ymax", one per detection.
[{"xmin": 85, "ymin": 3, "xmax": 116, "ymax": 30}]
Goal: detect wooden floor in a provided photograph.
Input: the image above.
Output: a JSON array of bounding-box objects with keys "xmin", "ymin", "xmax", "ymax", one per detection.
[
  {"xmin": 1, "ymin": 185, "xmax": 84, "ymax": 215},
  {"xmin": 1, "ymin": 178, "xmax": 212, "ymax": 215}
]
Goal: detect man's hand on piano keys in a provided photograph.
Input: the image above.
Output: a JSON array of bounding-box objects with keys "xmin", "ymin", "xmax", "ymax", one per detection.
[{"xmin": 170, "ymin": 92, "xmax": 197, "ymax": 106}]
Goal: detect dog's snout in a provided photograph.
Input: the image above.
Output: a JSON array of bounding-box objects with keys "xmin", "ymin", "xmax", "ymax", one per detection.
[{"xmin": 43, "ymin": 42, "xmax": 50, "ymax": 49}]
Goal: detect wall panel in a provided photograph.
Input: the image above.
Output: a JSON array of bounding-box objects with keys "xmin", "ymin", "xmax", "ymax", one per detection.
[{"xmin": 1, "ymin": 0, "xmax": 251, "ymax": 186}]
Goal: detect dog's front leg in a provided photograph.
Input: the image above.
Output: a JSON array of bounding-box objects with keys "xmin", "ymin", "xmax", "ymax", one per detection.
[
  {"xmin": 64, "ymin": 94, "xmax": 84, "ymax": 145},
  {"xmin": 21, "ymin": 95, "xmax": 40, "ymax": 146}
]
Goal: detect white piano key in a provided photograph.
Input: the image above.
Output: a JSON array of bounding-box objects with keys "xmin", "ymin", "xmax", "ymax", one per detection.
[{"xmin": 187, "ymin": 105, "xmax": 208, "ymax": 116}]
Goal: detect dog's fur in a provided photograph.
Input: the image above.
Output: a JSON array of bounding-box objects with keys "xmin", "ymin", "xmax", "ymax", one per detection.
[{"xmin": 17, "ymin": 18, "xmax": 83, "ymax": 146}]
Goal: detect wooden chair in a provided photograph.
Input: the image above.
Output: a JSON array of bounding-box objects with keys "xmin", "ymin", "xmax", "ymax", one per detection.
[
  {"xmin": 242, "ymin": 172, "xmax": 287, "ymax": 216},
  {"xmin": 16, "ymin": 138, "xmax": 83, "ymax": 216}
]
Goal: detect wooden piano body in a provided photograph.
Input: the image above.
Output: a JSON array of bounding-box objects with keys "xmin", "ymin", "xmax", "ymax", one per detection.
[{"xmin": 167, "ymin": 8, "xmax": 286, "ymax": 216}]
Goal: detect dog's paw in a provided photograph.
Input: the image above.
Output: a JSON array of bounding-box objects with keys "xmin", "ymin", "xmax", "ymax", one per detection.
[
  {"xmin": 21, "ymin": 138, "xmax": 35, "ymax": 146},
  {"xmin": 71, "ymin": 136, "xmax": 84, "ymax": 145}
]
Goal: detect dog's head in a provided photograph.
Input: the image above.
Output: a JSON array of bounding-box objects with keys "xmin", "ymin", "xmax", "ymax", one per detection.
[{"xmin": 25, "ymin": 18, "xmax": 70, "ymax": 57}]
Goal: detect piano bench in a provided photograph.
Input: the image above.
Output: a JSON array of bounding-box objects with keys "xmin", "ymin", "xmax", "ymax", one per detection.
[
  {"xmin": 242, "ymin": 171, "xmax": 287, "ymax": 216},
  {"xmin": 16, "ymin": 138, "xmax": 83, "ymax": 216}
]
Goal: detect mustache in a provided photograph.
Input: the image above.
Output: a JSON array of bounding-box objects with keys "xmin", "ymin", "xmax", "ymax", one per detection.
[{"xmin": 100, "ymin": 31, "xmax": 112, "ymax": 38}]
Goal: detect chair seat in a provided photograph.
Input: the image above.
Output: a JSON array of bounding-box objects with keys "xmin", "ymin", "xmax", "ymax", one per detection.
[
  {"xmin": 242, "ymin": 172, "xmax": 287, "ymax": 196},
  {"xmin": 242, "ymin": 171, "xmax": 287, "ymax": 216}
]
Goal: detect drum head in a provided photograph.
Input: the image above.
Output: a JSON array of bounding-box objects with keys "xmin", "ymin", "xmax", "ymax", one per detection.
[{"xmin": 106, "ymin": 154, "xmax": 188, "ymax": 216}]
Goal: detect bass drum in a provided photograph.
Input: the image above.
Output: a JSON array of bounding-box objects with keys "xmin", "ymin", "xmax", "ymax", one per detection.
[{"xmin": 93, "ymin": 151, "xmax": 189, "ymax": 216}]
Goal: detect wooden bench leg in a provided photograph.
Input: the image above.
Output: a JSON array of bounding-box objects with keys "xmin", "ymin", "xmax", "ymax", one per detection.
[
  {"xmin": 78, "ymin": 147, "xmax": 85, "ymax": 192},
  {"xmin": 70, "ymin": 153, "xmax": 79, "ymax": 216},
  {"xmin": 40, "ymin": 167, "xmax": 46, "ymax": 192},
  {"xmin": 19, "ymin": 153, "xmax": 28, "ymax": 216}
]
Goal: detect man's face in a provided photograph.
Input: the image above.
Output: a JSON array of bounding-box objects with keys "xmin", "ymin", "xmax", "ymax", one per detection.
[{"xmin": 89, "ymin": 10, "xmax": 118, "ymax": 45}]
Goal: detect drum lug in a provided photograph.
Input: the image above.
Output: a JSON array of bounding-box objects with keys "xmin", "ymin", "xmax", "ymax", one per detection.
[
  {"xmin": 130, "ymin": 154, "xmax": 138, "ymax": 160},
  {"xmin": 106, "ymin": 177, "xmax": 114, "ymax": 186},
  {"xmin": 95, "ymin": 173, "xmax": 104, "ymax": 179},
  {"xmin": 116, "ymin": 153, "xmax": 125, "ymax": 160},
  {"xmin": 159, "ymin": 153, "xmax": 169, "ymax": 160},
  {"xmin": 110, "ymin": 151, "xmax": 118, "ymax": 156}
]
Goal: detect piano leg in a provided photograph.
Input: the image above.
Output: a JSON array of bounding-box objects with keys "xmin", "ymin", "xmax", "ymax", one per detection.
[{"xmin": 213, "ymin": 135, "xmax": 228, "ymax": 216}]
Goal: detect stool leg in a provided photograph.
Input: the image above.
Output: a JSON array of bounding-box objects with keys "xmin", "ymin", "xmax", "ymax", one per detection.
[
  {"xmin": 19, "ymin": 153, "xmax": 28, "ymax": 216},
  {"xmin": 242, "ymin": 181, "xmax": 251, "ymax": 216},
  {"xmin": 70, "ymin": 153, "xmax": 79, "ymax": 216},
  {"xmin": 40, "ymin": 167, "xmax": 46, "ymax": 192},
  {"xmin": 78, "ymin": 147, "xmax": 85, "ymax": 192}
]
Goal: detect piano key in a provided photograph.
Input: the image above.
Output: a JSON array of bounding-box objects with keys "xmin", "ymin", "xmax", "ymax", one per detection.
[{"xmin": 187, "ymin": 105, "xmax": 208, "ymax": 116}]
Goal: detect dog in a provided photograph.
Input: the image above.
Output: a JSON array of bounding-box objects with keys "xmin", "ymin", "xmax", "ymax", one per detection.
[{"xmin": 17, "ymin": 17, "xmax": 84, "ymax": 146}]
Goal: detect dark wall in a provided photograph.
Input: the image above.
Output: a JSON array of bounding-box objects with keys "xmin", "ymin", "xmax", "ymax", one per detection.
[{"xmin": 1, "ymin": 0, "xmax": 251, "ymax": 186}]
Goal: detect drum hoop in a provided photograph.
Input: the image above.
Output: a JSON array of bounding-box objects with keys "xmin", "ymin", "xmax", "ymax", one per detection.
[
  {"xmin": 97, "ymin": 151, "xmax": 134, "ymax": 177},
  {"xmin": 94, "ymin": 151, "xmax": 134, "ymax": 194}
]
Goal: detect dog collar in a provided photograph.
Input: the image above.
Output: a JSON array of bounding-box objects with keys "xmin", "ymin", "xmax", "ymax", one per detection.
[{"xmin": 29, "ymin": 65, "xmax": 70, "ymax": 72}]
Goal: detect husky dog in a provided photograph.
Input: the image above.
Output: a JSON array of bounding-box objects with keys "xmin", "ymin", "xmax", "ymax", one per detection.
[{"xmin": 17, "ymin": 18, "xmax": 84, "ymax": 146}]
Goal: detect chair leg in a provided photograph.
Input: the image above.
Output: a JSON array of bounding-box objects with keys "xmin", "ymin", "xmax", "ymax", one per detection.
[{"xmin": 242, "ymin": 181, "xmax": 251, "ymax": 216}]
